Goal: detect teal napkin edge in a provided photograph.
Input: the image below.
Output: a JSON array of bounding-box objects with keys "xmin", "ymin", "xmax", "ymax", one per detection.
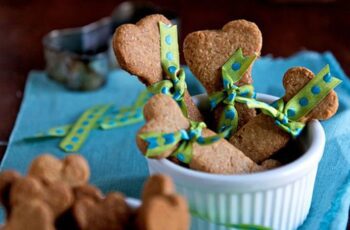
[{"xmin": 318, "ymin": 52, "xmax": 350, "ymax": 229}]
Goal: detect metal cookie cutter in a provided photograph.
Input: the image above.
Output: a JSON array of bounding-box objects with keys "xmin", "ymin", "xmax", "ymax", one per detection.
[{"xmin": 43, "ymin": 1, "xmax": 179, "ymax": 91}]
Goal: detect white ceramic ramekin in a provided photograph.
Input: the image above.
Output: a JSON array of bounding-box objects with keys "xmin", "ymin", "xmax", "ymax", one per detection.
[{"xmin": 147, "ymin": 93, "xmax": 325, "ymax": 230}]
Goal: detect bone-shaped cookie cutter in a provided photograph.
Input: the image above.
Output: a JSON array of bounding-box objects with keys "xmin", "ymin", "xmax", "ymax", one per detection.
[{"xmin": 43, "ymin": 1, "xmax": 179, "ymax": 91}]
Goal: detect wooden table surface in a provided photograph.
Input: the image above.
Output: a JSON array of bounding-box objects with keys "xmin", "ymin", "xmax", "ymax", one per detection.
[{"xmin": 0, "ymin": 0, "xmax": 349, "ymax": 226}]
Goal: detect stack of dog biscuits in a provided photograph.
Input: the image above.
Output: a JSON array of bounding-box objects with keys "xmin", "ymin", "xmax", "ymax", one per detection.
[
  {"xmin": 0, "ymin": 154, "xmax": 190, "ymax": 230},
  {"xmin": 113, "ymin": 14, "xmax": 339, "ymax": 175}
]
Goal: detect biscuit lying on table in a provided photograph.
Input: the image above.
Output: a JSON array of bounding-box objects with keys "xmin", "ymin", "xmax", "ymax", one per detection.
[
  {"xmin": 0, "ymin": 155, "xmax": 191, "ymax": 230},
  {"xmin": 230, "ymin": 67, "xmax": 339, "ymax": 163},
  {"xmin": 113, "ymin": 14, "xmax": 203, "ymax": 122},
  {"xmin": 28, "ymin": 154, "xmax": 90, "ymax": 187},
  {"xmin": 183, "ymin": 19, "xmax": 262, "ymax": 131},
  {"xmin": 137, "ymin": 174, "xmax": 190, "ymax": 230},
  {"xmin": 137, "ymin": 94, "xmax": 274, "ymax": 174}
]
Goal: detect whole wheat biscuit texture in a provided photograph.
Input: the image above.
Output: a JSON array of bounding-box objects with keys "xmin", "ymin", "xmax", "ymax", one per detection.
[
  {"xmin": 183, "ymin": 19, "xmax": 262, "ymax": 93},
  {"xmin": 113, "ymin": 14, "xmax": 203, "ymax": 121},
  {"xmin": 142, "ymin": 174, "xmax": 174, "ymax": 202},
  {"xmin": 138, "ymin": 94, "xmax": 265, "ymax": 174},
  {"xmin": 137, "ymin": 175, "xmax": 189, "ymax": 230},
  {"xmin": 137, "ymin": 194, "xmax": 189, "ymax": 230},
  {"xmin": 73, "ymin": 184, "xmax": 103, "ymax": 201},
  {"xmin": 113, "ymin": 14, "xmax": 170, "ymax": 84},
  {"xmin": 261, "ymin": 159, "xmax": 282, "ymax": 170},
  {"xmin": 72, "ymin": 192, "xmax": 131, "ymax": 230},
  {"xmin": 0, "ymin": 171, "xmax": 20, "ymax": 214},
  {"xmin": 4, "ymin": 200, "xmax": 55, "ymax": 230},
  {"xmin": 231, "ymin": 67, "xmax": 339, "ymax": 163},
  {"xmin": 10, "ymin": 176, "xmax": 73, "ymax": 218},
  {"xmin": 183, "ymin": 19, "xmax": 262, "ymax": 130},
  {"xmin": 28, "ymin": 154, "xmax": 90, "ymax": 187}
]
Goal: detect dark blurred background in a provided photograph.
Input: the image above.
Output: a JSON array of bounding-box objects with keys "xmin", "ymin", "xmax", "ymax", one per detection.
[{"xmin": 0, "ymin": 0, "xmax": 349, "ymax": 154}]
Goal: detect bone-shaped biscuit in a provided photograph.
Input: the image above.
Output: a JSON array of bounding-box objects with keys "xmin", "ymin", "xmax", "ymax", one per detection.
[
  {"xmin": 230, "ymin": 67, "xmax": 339, "ymax": 163},
  {"xmin": 72, "ymin": 192, "xmax": 131, "ymax": 230},
  {"xmin": 137, "ymin": 194, "xmax": 189, "ymax": 230},
  {"xmin": 137, "ymin": 174, "xmax": 190, "ymax": 230},
  {"xmin": 183, "ymin": 19, "xmax": 262, "ymax": 130},
  {"xmin": 0, "ymin": 171, "xmax": 20, "ymax": 215},
  {"xmin": 113, "ymin": 14, "xmax": 203, "ymax": 121},
  {"xmin": 4, "ymin": 199, "xmax": 55, "ymax": 230},
  {"xmin": 141, "ymin": 174, "xmax": 174, "ymax": 202},
  {"xmin": 137, "ymin": 94, "xmax": 269, "ymax": 174},
  {"xmin": 10, "ymin": 176, "xmax": 74, "ymax": 218},
  {"xmin": 28, "ymin": 154, "xmax": 90, "ymax": 187}
]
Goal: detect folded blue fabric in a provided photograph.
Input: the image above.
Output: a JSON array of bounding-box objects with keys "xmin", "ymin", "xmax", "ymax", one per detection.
[{"xmin": 0, "ymin": 51, "xmax": 349, "ymax": 229}]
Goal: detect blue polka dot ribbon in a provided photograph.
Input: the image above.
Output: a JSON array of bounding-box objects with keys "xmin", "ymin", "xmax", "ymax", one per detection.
[
  {"xmin": 241, "ymin": 65, "xmax": 342, "ymax": 137},
  {"xmin": 139, "ymin": 121, "xmax": 231, "ymax": 164},
  {"xmin": 25, "ymin": 90, "xmax": 151, "ymax": 152},
  {"xmin": 208, "ymin": 48, "xmax": 257, "ymax": 136},
  {"xmin": 147, "ymin": 22, "xmax": 188, "ymax": 117}
]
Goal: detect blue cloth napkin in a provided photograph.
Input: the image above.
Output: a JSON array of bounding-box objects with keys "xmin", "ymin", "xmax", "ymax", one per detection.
[{"xmin": 1, "ymin": 51, "xmax": 349, "ymax": 229}]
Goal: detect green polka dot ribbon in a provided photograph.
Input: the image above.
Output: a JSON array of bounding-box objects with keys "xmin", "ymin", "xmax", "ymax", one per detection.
[
  {"xmin": 190, "ymin": 210, "xmax": 271, "ymax": 230},
  {"xmin": 25, "ymin": 90, "xmax": 151, "ymax": 152},
  {"xmin": 59, "ymin": 104, "xmax": 112, "ymax": 152},
  {"xmin": 147, "ymin": 22, "xmax": 188, "ymax": 117},
  {"xmin": 139, "ymin": 121, "xmax": 231, "ymax": 164},
  {"xmin": 208, "ymin": 48, "xmax": 257, "ymax": 136},
  {"xmin": 241, "ymin": 65, "xmax": 341, "ymax": 137}
]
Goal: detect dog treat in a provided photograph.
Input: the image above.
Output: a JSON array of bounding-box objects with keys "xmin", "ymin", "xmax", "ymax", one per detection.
[
  {"xmin": 141, "ymin": 174, "xmax": 174, "ymax": 202},
  {"xmin": 0, "ymin": 171, "xmax": 20, "ymax": 214},
  {"xmin": 113, "ymin": 14, "xmax": 203, "ymax": 121},
  {"xmin": 28, "ymin": 154, "xmax": 90, "ymax": 187},
  {"xmin": 231, "ymin": 66, "xmax": 340, "ymax": 163},
  {"xmin": 72, "ymin": 192, "xmax": 131, "ymax": 230},
  {"xmin": 137, "ymin": 94, "xmax": 272, "ymax": 174},
  {"xmin": 137, "ymin": 174, "xmax": 190, "ymax": 230},
  {"xmin": 261, "ymin": 159, "xmax": 282, "ymax": 170},
  {"xmin": 72, "ymin": 184, "xmax": 103, "ymax": 202},
  {"xmin": 0, "ymin": 155, "xmax": 191, "ymax": 230},
  {"xmin": 4, "ymin": 199, "xmax": 55, "ymax": 230},
  {"xmin": 183, "ymin": 19, "xmax": 262, "ymax": 132},
  {"xmin": 137, "ymin": 194, "xmax": 189, "ymax": 230},
  {"xmin": 10, "ymin": 176, "xmax": 74, "ymax": 218}
]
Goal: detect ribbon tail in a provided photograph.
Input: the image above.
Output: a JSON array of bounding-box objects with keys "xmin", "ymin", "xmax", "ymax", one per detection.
[
  {"xmin": 177, "ymin": 99, "xmax": 188, "ymax": 118},
  {"xmin": 100, "ymin": 108, "xmax": 144, "ymax": 130},
  {"xmin": 190, "ymin": 209, "xmax": 271, "ymax": 230},
  {"xmin": 208, "ymin": 91, "xmax": 226, "ymax": 110},
  {"xmin": 132, "ymin": 89, "xmax": 152, "ymax": 108},
  {"xmin": 217, "ymin": 105, "xmax": 238, "ymax": 137},
  {"xmin": 197, "ymin": 127, "xmax": 231, "ymax": 145},
  {"xmin": 24, "ymin": 124, "xmax": 72, "ymax": 140},
  {"xmin": 59, "ymin": 105, "xmax": 112, "ymax": 152},
  {"xmin": 171, "ymin": 141, "xmax": 193, "ymax": 164}
]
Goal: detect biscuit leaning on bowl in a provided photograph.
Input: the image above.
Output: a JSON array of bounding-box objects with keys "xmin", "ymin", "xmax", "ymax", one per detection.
[
  {"xmin": 183, "ymin": 19, "xmax": 262, "ymax": 131},
  {"xmin": 137, "ymin": 94, "xmax": 278, "ymax": 174},
  {"xmin": 230, "ymin": 67, "xmax": 339, "ymax": 163}
]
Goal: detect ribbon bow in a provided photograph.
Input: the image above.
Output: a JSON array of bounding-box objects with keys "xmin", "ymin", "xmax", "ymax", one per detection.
[
  {"xmin": 209, "ymin": 48, "xmax": 257, "ymax": 135},
  {"xmin": 147, "ymin": 22, "xmax": 188, "ymax": 116},
  {"xmin": 139, "ymin": 121, "xmax": 230, "ymax": 164},
  {"xmin": 241, "ymin": 64, "xmax": 342, "ymax": 137}
]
